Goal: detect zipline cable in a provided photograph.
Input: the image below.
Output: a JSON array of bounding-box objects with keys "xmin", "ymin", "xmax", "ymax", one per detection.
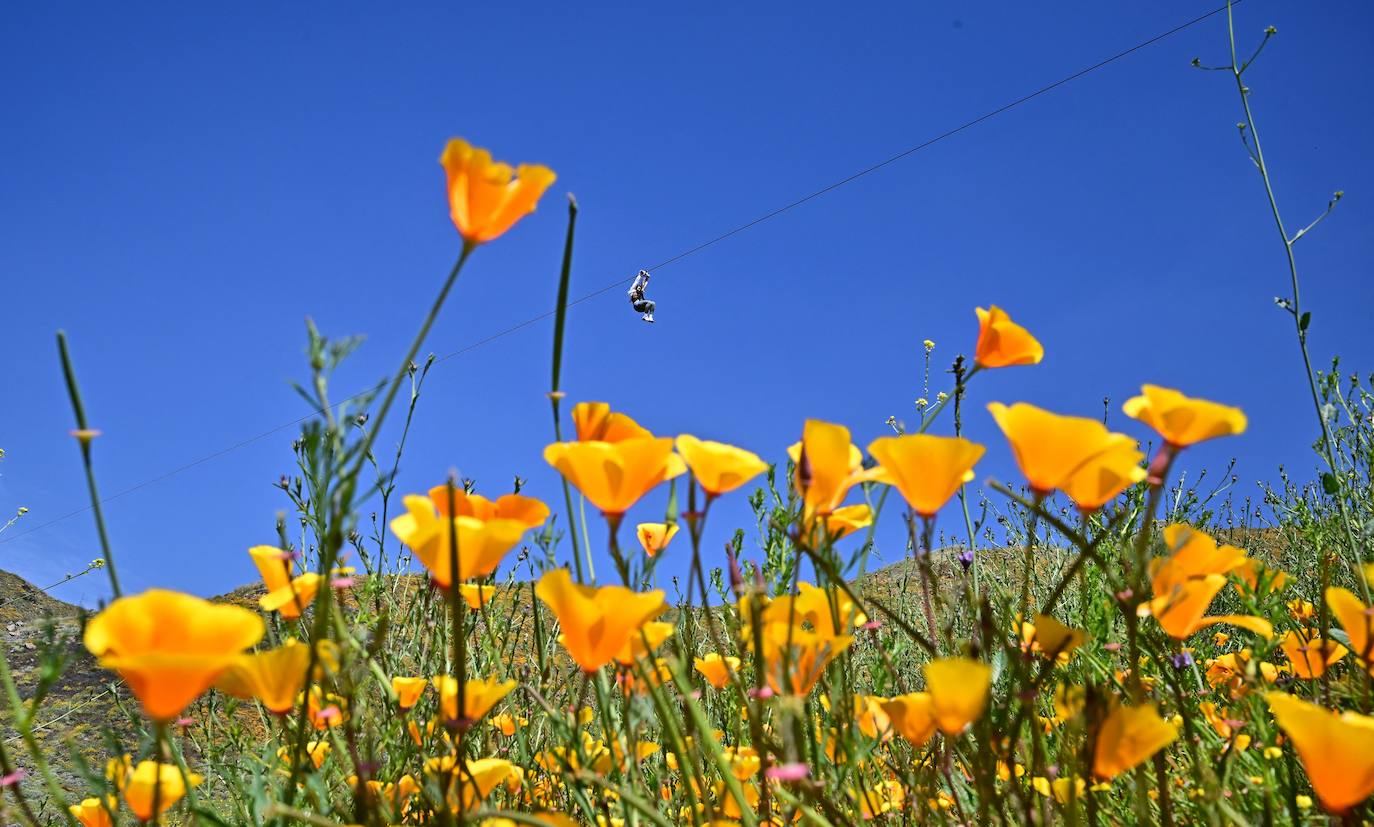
[{"xmin": 0, "ymin": 1, "xmax": 1237, "ymax": 548}]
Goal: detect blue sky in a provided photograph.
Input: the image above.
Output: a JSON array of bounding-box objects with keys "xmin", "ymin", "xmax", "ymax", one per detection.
[{"xmin": 2, "ymin": 1, "xmax": 1371, "ymax": 606}]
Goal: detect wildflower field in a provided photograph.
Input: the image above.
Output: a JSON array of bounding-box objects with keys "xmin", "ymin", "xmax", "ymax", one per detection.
[{"xmin": 4, "ymin": 7, "xmax": 1374, "ymax": 827}]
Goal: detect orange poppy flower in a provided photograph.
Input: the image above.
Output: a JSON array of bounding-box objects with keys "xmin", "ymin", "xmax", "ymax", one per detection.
[
  {"xmin": 1279, "ymin": 629, "xmax": 1348, "ymax": 680},
  {"xmin": 925, "ymin": 657, "xmax": 991, "ymax": 735},
  {"xmin": 214, "ymin": 639, "xmax": 311, "ymax": 715},
  {"xmin": 535, "ymin": 569, "xmax": 666, "ymax": 672},
  {"xmin": 987, "ymin": 402, "xmax": 1135, "ymax": 496},
  {"xmin": 570, "ymin": 401, "xmax": 651, "ymax": 442},
  {"xmin": 1266, "ymin": 692, "xmax": 1374, "ymax": 813},
  {"xmin": 614, "ymin": 620, "xmax": 675, "ymax": 666},
  {"xmin": 391, "ymin": 676, "xmax": 427, "ymax": 710},
  {"xmin": 787, "ymin": 420, "xmax": 876, "ymax": 520},
  {"xmin": 1326, "ymin": 586, "xmax": 1374, "ymax": 666},
  {"xmin": 388, "ymin": 487, "xmax": 547, "ymax": 588},
  {"xmin": 1122, "ymin": 385, "xmax": 1247, "ymax": 448},
  {"xmin": 675, "ymin": 434, "xmax": 769, "ymax": 497},
  {"xmin": 866, "ymin": 434, "xmax": 984, "ymax": 518},
  {"xmin": 544, "ymin": 438, "xmax": 686, "ymax": 516},
  {"xmin": 1093, "ymin": 702, "xmax": 1177, "ymax": 780},
  {"xmin": 68, "ymin": 797, "xmax": 115, "ymax": 827},
  {"xmin": 825, "ymin": 504, "xmax": 874, "ymax": 540},
  {"xmin": 123, "ymin": 760, "xmax": 203, "ymax": 821},
  {"xmin": 879, "ymin": 692, "xmax": 937, "ymax": 747},
  {"xmin": 248, "ymin": 546, "xmax": 320, "ymax": 620},
  {"xmin": 84, "ymin": 589, "xmax": 264, "ymax": 721},
  {"xmin": 974, "ymin": 306, "xmax": 1044, "ymax": 368},
  {"xmin": 1060, "ymin": 439, "xmax": 1146, "ymax": 512},
  {"xmin": 440, "ymin": 138, "xmax": 555, "ymax": 244},
  {"xmin": 432, "ymin": 675, "xmax": 516, "ymax": 724},
  {"xmin": 694, "ymin": 653, "xmax": 741, "ymax": 689},
  {"xmin": 636, "ymin": 522, "xmax": 680, "ymax": 557}
]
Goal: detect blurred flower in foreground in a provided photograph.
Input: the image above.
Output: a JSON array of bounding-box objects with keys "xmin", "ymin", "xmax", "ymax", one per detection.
[
  {"xmin": 974, "ymin": 306, "xmax": 1043, "ymax": 368},
  {"xmin": 440, "ymin": 138, "xmax": 555, "ymax": 244},
  {"xmin": 1266, "ymin": 692, "xmax": 1374, "ymax": 813},
  {"xmin": 535, "ymin": 569, "xmax": 666, "ymax": 672},
  {"xmin": 248, "ymin": 546, "xmax": 321, "ymax": 620},
  {"xmin": 1061, "ymin": 439, "xmax": 1146, "ymax": 512},
  {"xmin": 1326, "ymin": 587, "xmax": 1374, "ymax": 668},
  {"xmin": 880, "ymin": 692, "xmax": 937, "ymax": 747},
  {"xmin": 123, "ymin": 760, "xmax": 202, "ymax": 821},
  {"xmin": 635, "ymin": 522, "xmax": 679, "ymax": 557},
  {"xmin": 1279, "ymin": 629, "xmax": 1348, "ymax": 679},
  {"xmin": 84, "ymin": 590, "xmax": 263, "ymax": 721},
  {"xmin": 675, "ymin": 434, "xmax": 769, "ymax": 497},
  {"xmin": 1093, "ymin": 702, "xmax": 1177, "ymax": 780},
  {"xmin": 615, "ymin": 620, "xmax": 674, "ymax": 666},
  {"xmin": 214, "ymin": 639, "xmax": 311, "ymax": 716},
  {"xmin": 1123, "ymin": 385, "xmax": 1247, "ymax": 448},
  {"xmin": 389, "ymin": 485, "xmax": 548, "ymax": 588},
  {"xmin": 867, "ymin": 434, "xmax": 984, "ymax": 518}
]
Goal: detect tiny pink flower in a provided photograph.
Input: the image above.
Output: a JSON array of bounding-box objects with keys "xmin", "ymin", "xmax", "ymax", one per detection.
[
  {"xmin": 765, "ymin": 763, "xmax": 810, "ymax": 781},
  {"xmin": 0, "ymin": 769, "xmax": 26, "ymax": 787}
]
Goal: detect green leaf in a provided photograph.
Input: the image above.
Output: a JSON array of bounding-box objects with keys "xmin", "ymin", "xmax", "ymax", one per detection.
[
  {"xmin": 1299, "ymin": 311, "xmax": 1311, "ymax": 331},
  {"xmin": 1321, "ymin": 472, "xmax": 1340, "ymax": 495}
]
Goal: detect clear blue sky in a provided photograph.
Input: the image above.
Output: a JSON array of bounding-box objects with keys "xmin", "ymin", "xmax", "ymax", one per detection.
[{"xmin": 2, "ymin": 1, "xmax": 1371, "ymax": 606}]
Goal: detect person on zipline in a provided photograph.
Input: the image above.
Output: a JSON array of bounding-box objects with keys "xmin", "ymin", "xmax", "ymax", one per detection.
[{"xmin": 628, "ymin": 270, "xmax": 655, "ymax": 323}]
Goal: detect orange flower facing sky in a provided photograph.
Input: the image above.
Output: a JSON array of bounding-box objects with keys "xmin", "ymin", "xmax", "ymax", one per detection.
[
  {"xmin": 974, "ymin": 306, "xmax": 1043, "ymax": 368},
  {"xmin": 867, "ymin": 434, "xmax": 984, "ymax": 518},
  {"xmin": 571, "ymin": 401, "xmax": 651, "ymax": 442},
  {"xmin": 544, "ymin": 437, "xmax": 685, "ymax": 516},
  {"xmin": 635, "ymin": 522, "xmax": 679, "ymax": 557},
  {"xmin": 675, "ymin": 434, "xmax": 768, "ymax": 497},
  {"xmin": 1060, "ymin": 439, "xmax": 1146, "ymax": 512},
  {"xmin": 535, "ymin": 569, "xmax": 667, "ymax": 673},
  {"xmin": 84, "ymin": 589, "xmax": 264, "ymax": 721},
  {"xmin": 987, "ymin": 402, "xmax": 1136, "ymax": 496},
  {"xmin": 1122, "ymin": 385, "xmax": 1247, "ymax": 448},
  {"xmin": 440, "ymin": 138, "xmax": 555, "ymax": 244},
  {"xmin": 389, "ymin": 486, "xmax": 548, "ymax": 588},
  {"xmin": 787, "ymin": 420, "xmax": 877, "ymax": 520}
]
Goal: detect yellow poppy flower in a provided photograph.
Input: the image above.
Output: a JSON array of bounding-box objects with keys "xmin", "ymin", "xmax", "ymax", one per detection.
[
  {"xmin": 866, "ymin": 434, "xmax": 984, "ymax": 518},
  {"xmin": 825, "ymin": 503, "xmax": 873, "ymax": 540},
  {"xmin": 694, "ymin": 653, "xmax": 740, "ymax": 689},
  {"xmin": 391, "ymin": 676, "xmax": 427, "ymax": 710},
  {"xmin": 1022, "ymin": 614, "xmax": 1087, "ymax": 661},
  {"xmin": 122, "ymin": 760, "xmax": 202, "ymax": 821},
  {"xmin": 925, "ymin": 658, "xmax": 991, "ymax": 735},
  {"xmin": 388, "ymin": 487, "xmax": 547, "ymax": 588},
  {"xmin": 1122, "ymin": 385, "xmax": 1247, "ymax": 448},
  {"xmin": 759, "ymin": 582, "xmax": 865, "ymax": 637},
  {"xmin": 675, "ymin": 435, "xmax": 769, "ymax": 497},
  {"xmin": 854, "ymin": 694, "xmax": 893, "ymax": 741},
  {"xmin": 214, "ymin": 639, "xmax": 311, "ymax": 715},
  {"xmin": 458, "ymin": 583, "xmax": 497, "ymax": 610},
  {"xmin": 68, "ymin": 797, "xmax": 115, "ymax": 827},
  {"xmin": 440, "ymin": 138, "xmax": 555, "ymax": 244},
  {"xmin": 248, "ymin": 546, "xmax": 320, "ymax": 619},
  {"xmin": 757, "ymin": 624, "xmax": 852, "ymax": 696},
  {"xmin": 1279, "ymin": 630, "xmax": 1348, "ymax": 680},
  {"xmin": 1093, "ymin": 702, "xmax": 1177, "ymax": 780},
  {"xmin": 614, "ymin": 620, "xmax": 675, "ymax": 665},
  {"xmin": 987, "ymin": 402, "xmax": 1134, "ymax": 495},
  {"xmin": 1326, "ymin": 587, "xmax": 1374, "ymax": 666},
  {"xmin": 489, "ymin": 712, "xmax": 527, "ymax": 736},
  {"xmin": 543, "ymin": 438, "xmax": 686, "ymax": 516},
  {"xmin": 431, "ymin": 756, "xmax": 517, "ymax": 811},
  {"xmin": 787, "ymin": 420, "xmax": 874, "ymax": 519},
  {"xmin": 974, "ymin": 305, "xmax": 1044, "ymax": 368},
  {"xmin": 535, "ymin": 569, "xmax": 666, "ymax": 672},
  {"xmin": 1151, "ymin": 524, "xmax": 1250, "ymax": 596},
  {"xmin": 1060, "ymin": 439, "xmax": 1146, "ymax": 512},
  {"xmin": 570, "ymin": 401, "xmax": 651, "ymax": 442},
  {"xmin": 879, "ymin": 692, "xmax": 937, "ymax": 747},
  {"xmin": 1144, "ymin": 573, "xmax": 1273, "ymax": 640},
  {"xmin": 1265, "ymin": 692, "xmax": 1374, "ymax": 813},
  {"xmin": 636, "ymin": 522, "xmax": 679, "ymax": 557},
  {"xmin": 83, "ymin": 589, "xmax": 264, "ymax": 721},
  {"xmin": 276, "ymin": 740, "xmax": 331, "ymax": 769},
  {"xmin": 431, "ymin": 675, "xmax": 517, "ymax": 724}
]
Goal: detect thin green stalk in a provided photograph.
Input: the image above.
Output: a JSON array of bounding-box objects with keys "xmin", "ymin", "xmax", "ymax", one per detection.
[{"xmin": 55, "ymin": 331, "xmax": 123, "ymax": 598}]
